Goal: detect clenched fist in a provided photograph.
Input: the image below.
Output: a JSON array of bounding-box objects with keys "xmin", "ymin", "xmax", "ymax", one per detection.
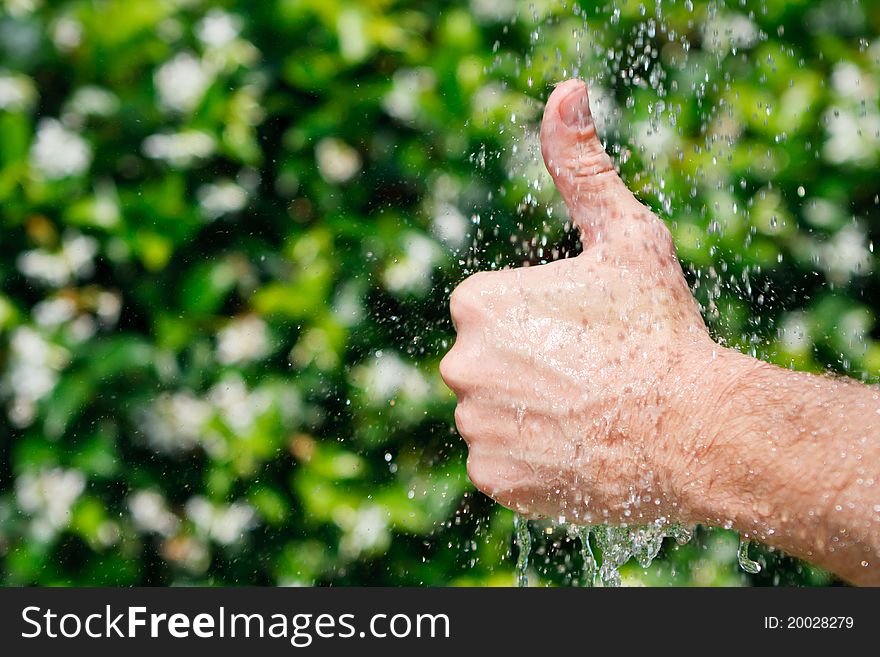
[{"xmin": 440, "ymin": 79, "xmax": 729, "ymax": 526}]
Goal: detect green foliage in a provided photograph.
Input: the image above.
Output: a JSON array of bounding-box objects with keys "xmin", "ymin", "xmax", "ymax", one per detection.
[{"xmin": 0, "ymin": 0, "xmax": 877, "ymax": 586}]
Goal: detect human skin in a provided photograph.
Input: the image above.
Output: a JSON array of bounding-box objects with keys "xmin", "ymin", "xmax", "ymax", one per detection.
[{"xmin": 439, "ymin": 78, "xmax": 880, "ymax": 586}]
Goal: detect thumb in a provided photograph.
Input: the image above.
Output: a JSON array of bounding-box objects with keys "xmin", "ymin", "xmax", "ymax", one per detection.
[{"xmin": 541, "ymin": 79, "xmax": 643, "ymax": 246}]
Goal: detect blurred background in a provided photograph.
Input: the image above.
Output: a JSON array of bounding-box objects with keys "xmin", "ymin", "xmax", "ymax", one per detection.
[{"xmin": 0, "ymin": 0, "xmax": 878, "ymax": 586}]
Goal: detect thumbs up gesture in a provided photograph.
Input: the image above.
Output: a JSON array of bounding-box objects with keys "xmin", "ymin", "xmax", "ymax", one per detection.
[{"xmin": 440, "ymin": 80, "xmax": 731, "ymax": 526}]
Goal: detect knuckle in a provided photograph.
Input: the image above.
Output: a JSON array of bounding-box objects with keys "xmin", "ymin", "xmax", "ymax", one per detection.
[
  {"xmin": 448, "ymin": 290, "xmax": 470, "ymax": 326},
  {"xmin": 439, "ymin": 351, "xmax": 469, "ymax": 392},
  {"xmin": 656, "ymin": 223, "xmax": 676, "ymax": 256},
  {"xmin": 466, "ymin": 453, "xmax": 495, "ymax": 496},
  {"xmin": 449, "ymin": 273, "xmax": 492, "ymax": 324},
  {"xmin": 571, "ymin": 155, "xmax": 618, "ymax": 187},
  {"xmin": 640, "ymin": 211, "xmax": 675, "ymax": 252},
  {"xmin": 439, "ymin": 352, "xmax": 452, "ymax": 381},
  {"xmin": 449, "ymin": 287, "xmax": 477, "ymax": 325},
  {"xmin": 453, "ymin": 403, "xmax": 478, "ymax": 440}
]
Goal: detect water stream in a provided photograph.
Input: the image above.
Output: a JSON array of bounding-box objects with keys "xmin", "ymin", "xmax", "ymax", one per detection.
[
  {"xmin": 575, "ymin": 525, "xmax": 597, "ymax": 587},
  {"xmin": 514, "ymin": 517, "xmax": 700, "ymax": 587},
  {"xmin": 514, "ymin": 514, "xmax": 532, "ymax": 587},
  {"xmin": 737, "ymin": 538, "xmax": 763, "ymax": 575}
]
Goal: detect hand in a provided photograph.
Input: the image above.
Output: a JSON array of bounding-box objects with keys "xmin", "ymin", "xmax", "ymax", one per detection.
[
  {"xmin": 441, "ymin": 80, "xmax": 880, "ymax": 583},
  {"xmin": 440, "ymin": 79, "xmax": 727, "ymax": 525}
]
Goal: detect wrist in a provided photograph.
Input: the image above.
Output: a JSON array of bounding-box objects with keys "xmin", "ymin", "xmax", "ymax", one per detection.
[
  {"xmin": 661, "ymin": 340, "xmax": 768, "ymax": 525},
  {"xmin": 645, "ymin": 336, "xmax": 880, "ymax": 585}
]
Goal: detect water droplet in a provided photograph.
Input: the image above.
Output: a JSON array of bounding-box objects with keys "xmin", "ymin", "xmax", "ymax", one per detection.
[
  {"xmin": 576, "ymin": 526, "xmax": 596, "ymax": 586},
  {"xmin": 514, "ymin": 514, "xmax": 531, "ymax": 587},
  {"xmin": 738, "ymin": 538, "xmax": 762, "ymax": 574}
]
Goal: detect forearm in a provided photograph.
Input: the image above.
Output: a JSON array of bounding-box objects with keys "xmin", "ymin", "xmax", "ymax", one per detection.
[{"xmin": 679, "ymin": 347, "xmax": 880, "ymax": 585}]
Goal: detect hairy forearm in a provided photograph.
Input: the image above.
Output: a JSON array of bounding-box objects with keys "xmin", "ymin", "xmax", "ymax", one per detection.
[{"xmin": 680, "ymin": 347, "xmax": 880, "ymax": 585}]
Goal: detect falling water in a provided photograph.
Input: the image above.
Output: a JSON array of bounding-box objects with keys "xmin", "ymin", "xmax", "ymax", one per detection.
[
  {"xmin": 576, "ymin": 525, "xmax": 597, "ymax": 587},
  {"xmin": 593, "ymin": 523, "xmax": 694, "ymax": 587},
  {"xmin": 514, "ymin": 514, "xmax": 532, "ymax": 586},
  {"xmin": 515, "ymin": 521, "xmax": 695, "ymax": 587},
  {"xmin": 737, "ymin": 538, "xmax": 762, "ymax": 575}
]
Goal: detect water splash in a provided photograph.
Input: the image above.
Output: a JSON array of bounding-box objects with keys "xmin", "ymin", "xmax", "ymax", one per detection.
[
  {"xmin": 737, "ymin": 537, "xmax": 762, "ymax": 574},
  {"xmin": 518, "ymin": 521, "xmax": 694, "ymax": 587},
  {"xmin": 514, "ymin": 513, "xmax": 531, "ymax": 586},
  {"xmin": 594, "ymin": 525, "xmax": 636, "ymax": 587},
  {"xmin": 575, "ymin": 525, "xmax": 596, "ymax": 586},
  {"xmin": 595, "ymin": 523, "xmax": 694, "ymax": 586}
]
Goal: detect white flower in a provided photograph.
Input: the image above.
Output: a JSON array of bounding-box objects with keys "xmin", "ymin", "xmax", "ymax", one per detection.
[
  {"xmin": 67, "ymin": 314, "xmax": 96, "ymax": 343},
  {"xmin": 431, "ymin": 204, "xmax": 468, "ymax": 249},
  {"xmin": 29, "ymin": 118, "xmax": 92, "ymax": 179},
  {"xmin": 0, "ymin": 72, "xmax": 36, "ymax": 111},
  {"xmin": 208, "ymin": 374, "xmax": 271, "ymax": 434},
  {"xmin": 216, "ymin": 315, "xmax": 269, "ymax": 365},
  {"xmin": 4, "ymin": 0, "xmax": 40, "ymax": 18},
  {"xmin": 337, "ymin": 505, "xmax": 390, "ymax": 558},
  {"xmin": 197, "ymin": 179, "xmax": 248, "ymax": 219},
  {"xmin": 32, "ymin": 297, "xmax": 76, "ymax": 327},
  {"xmin": 142, "ymin": 130, "xmax": 216, "ymax": 167},
  {"xmin": 50, "ymin": 15, "xmax": 83, "ymax": 52},
  {"xmin": 140, "ymin": 374, "xmax": 281, "ymax": 455},
  {"xmin": 778, "ymin": 312, "xmax": 811, "ymax": 354},
  {"xmin": 803, "ymin": 198, "xmax": 843, "ymax": 228},
  {"xmin": 382, "ymin": 233, "xmax": 441, "ymax": 294},
  {"xmin": 140, "ymin": 391, "xmax": 214, "ymax": 453},
  {"xmin": 818, "ymin": 224, "xmax": 873, "ymax": 284},
  {"xmin": 382, "ymin": 67, "xmax": 435, "ymax": 122},
  {"xmin": 2, "ymin": 327, "xmax": 69, "ymax": 427},
  {"xmin": 154, "ymin": 52, "xmax": 212, "ymax": 113},
  {"xmin": 332, "ymin": 281, "xmax": 364, "ymax": 327},
  {"xmin": 831, "ymin": 62, "xmax": 877, "ymax": 103},
  {"xmin": 96, "ymin": 291, "xmax": 121, "ymax": 326},
  {"xmin": 632, "ymin": 119, "xmax": 675, "ymax": 158},
  {"xmin": 290, "ymin": 327, "xmax": 339, "ymax": 370},
  {"xmin": 185, "ymin": 496, "xmax": 256, "ymax": 545},
  {"xmin": 352, "ymin": 351, "xmax": 430, "ymax": 404},
  {"xmin": 823, "ymin": 106, "xmax": 880, "ymax": 166},
  {"xmin": 16, "ymin": 231, "xmax": 98, "ymax": 287},
  {"xmin": 129, "ymin": 490, "xmax": 180, "ymax": 537},
  {"xmin": 64, "ymin": 86, "xmax": 119, "ymax": 119},
  {"xmin": 469, "ymin": 0, "xmax": 517, "ymax": 22},
  {"xmin": 837, "ymin": 308, "xmax": 873, "ymax": 356},
  {"xmin": 15, "ymin": 468, "xmax": 85, "ymax": 540},
  {"xmin": 337, "ymin": 8, "xmax": 368, "ymax": 63},
  {"xmin": 701, "ymin": 12, "xmax": 759, "ymax": 55},
  {"xmin": 472, "ymin": 82, "xmax": 505, "ymax": 115},
  {"xmin": 315, "ymin": 138, "xmax": 361, "ymax": 184},
  {"xmin": 196, "ymin": 9, "xmax": 242, "ymax": 49}
]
